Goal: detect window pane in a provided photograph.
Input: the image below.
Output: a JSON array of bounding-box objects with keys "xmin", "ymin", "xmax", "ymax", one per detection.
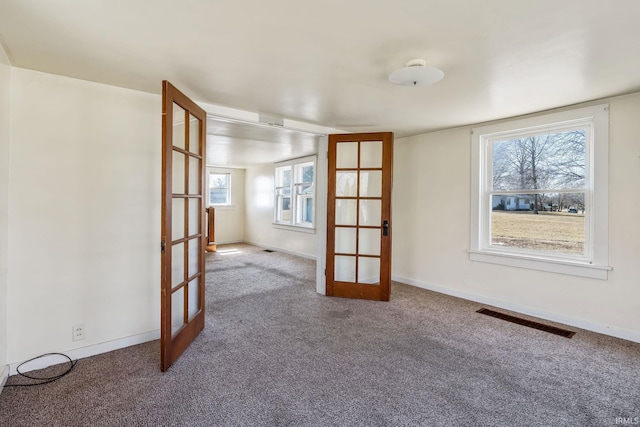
[
  {"xmin": 277, "ymin": 195, "xmax": 292, "ymax": 222},
  {"xmin": 274, "ymin": 158, "xmax": 315, "ymax": 227},
  {"xmin": 296, "ymin": 196, "xmax": 313, "ymax": 225},
  {"xmin": 210, "ymin": 189, "xmax": 228, "ymax": 204},
  {"xmin": 492, "ymin": 129, "xmax": 586, "ymax": 191},
  {"xmin": 304, "ymin": 198, "xmax": 313, "ymax": 223},
  {"xmin": 276, "ymin": 167, "xmax": 291, "ymax": 187},
  {"xmin": 491, "ymin": 192, "xmax": 585, "ymax": 255},
  {"xmin": 209, "ymin": 173, "xmax": 230, "ymax": 205},
  {"xmin": 295, "ymin": 162, "xmax": 314, "ymax": 184},
  {"xmin": 209, "ymin": 173, "xmax": 228, "ymax": 188}
]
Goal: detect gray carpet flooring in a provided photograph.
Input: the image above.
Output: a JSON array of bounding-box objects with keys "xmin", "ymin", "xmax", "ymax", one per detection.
[{"xmin": 1, "ymin": 243, "xmax": 639, "ymax": 426}]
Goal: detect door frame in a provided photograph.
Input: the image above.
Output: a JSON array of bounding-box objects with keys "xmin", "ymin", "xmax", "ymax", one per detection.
[{"xmin": 315, "ymin": 136, "xmax": 329, "ymax": 295}]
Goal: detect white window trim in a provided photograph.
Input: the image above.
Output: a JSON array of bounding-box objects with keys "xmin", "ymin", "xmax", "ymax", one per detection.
[
  {"xmin": 469, "ymin": 104, "xmax": 611, "ymax": 280},
  {"xmin": 209, "ymin": 172, "xmax": 232, "ymax": 207},
  {"xmin": 273, "ymin": 155, "xmax": 316, "ymax": 231}
]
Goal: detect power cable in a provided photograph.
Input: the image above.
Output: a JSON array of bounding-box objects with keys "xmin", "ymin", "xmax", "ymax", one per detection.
[{"xmin": 4, "ymin": 353, "xmax": 77, "ymax": 387}]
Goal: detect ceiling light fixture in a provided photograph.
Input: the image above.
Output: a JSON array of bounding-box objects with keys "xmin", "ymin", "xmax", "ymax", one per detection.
[{"xmin": 388, "ymin": 59, "xmax": 444, "ymax": 86}]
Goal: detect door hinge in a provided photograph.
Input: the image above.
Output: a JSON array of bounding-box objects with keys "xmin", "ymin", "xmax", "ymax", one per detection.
[
  {"xmin": 324, "ymin": 268, "xmax": 326, "ymax": 276},
  {"xmin": 161, "ymin": 240, "xmax": 166, "ymax": 254}
]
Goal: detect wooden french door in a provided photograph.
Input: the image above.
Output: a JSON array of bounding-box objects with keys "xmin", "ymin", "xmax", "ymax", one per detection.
[
  {"xmin": 326, "ymin": 132, "xmax": 393, "ymax": 301},
  {"xmin": 161, "ymin": 81, "xmax": 207, "ymax": 371}
]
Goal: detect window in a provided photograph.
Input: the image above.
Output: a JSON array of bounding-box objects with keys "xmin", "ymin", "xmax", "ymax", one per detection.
[
  {"xmin": 470, "ymin": 104, "xmax": 611, "ymax": 279},
  {"xmin": 274, "ymin": 156, "xmax": 315, "ymax": 229},
  {"xmin": 209, "ymin": 173, "xmax": 231, "ymax": 206}
]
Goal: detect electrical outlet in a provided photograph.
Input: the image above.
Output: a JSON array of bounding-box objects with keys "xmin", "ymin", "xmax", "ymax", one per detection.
[{"xmin": 72, "ymin": 323, "xmax": 85, "ymax": 341}]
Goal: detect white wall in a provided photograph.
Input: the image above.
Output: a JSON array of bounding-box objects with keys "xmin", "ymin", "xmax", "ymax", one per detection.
[
  {"xmin": 244, "ymin": 163, "xmax": 317, "ymax": 258},
  {"xmin": 7, "ymin": 68, "xmax": 161, "ymax": 363},
  {"xmin": 0, "ymin": 43, "xmax": 11, "ymax": 379},
  {"xmin": 206, "ymin": 166, "xmax": 245, "ymax": 244},
  {"xmin": 392, "ymin": 92, "xmax": 640, "ymax": 342}
]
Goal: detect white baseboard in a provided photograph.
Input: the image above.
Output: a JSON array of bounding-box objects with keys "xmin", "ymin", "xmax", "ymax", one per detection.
[
  {"xmin": 242, "ymin": 240, "xmax": 317, "ymax": 260},
  {"xmin": 0, "ymin": 364, "xmax": 8, "ymax": 396},
  {"xmin": 8, "ymin": 329, "xmax": 160, "ymax": 376},
  {"xmin": 393, "ymin": 274, "xmax": 640, "ymax": 344}
]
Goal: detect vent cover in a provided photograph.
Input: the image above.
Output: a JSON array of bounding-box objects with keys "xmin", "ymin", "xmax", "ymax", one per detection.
[{"xmin": 477, "ymin": 308, "xmax": 575, "ymax": 338}]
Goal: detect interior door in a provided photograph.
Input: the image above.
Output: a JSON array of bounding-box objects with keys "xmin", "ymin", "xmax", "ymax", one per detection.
[
  {"xmin": 326, "ymin": 132, "xmax": 393, "ymax": 301},
  {"xmin": 161, "ymin": 81, "xmax": 207, "ymax": 371}
]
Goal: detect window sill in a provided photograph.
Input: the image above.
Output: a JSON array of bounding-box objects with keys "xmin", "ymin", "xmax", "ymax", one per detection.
[
  {"xmin": 468, "ymin": 250, "xmax": 612, "ymax": 280},
  {"xmin": 272, "ymin": 223, "xmax": 316, "ymax": 234}
]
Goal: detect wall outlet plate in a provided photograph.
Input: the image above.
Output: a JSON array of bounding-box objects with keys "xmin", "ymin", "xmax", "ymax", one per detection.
[{"xmin": 72, "ymin": 323, "xmax": 85, "ymax": 341}]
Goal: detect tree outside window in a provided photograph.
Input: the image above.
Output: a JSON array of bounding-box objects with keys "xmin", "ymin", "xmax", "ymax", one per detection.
[
  {"xmin": 470, "ymin": 104, "xmax": 610, "ymax": 279},
  {"xmin": 490, "ymin": 129, "xmax": 586, "ymax": 255},
  {"xmin": 209, "ymin": 173, "xmax": 231, "ymax": 206}
]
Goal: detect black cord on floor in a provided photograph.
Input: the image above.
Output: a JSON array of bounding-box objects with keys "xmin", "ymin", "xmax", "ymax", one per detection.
[{"xmin": 4, "ymin": 353, "xmax": 77, "ymax": 387}]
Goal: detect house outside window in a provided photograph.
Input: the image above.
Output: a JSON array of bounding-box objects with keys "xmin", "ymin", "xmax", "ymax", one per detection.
[
  {"xmin": 209, "ymin": 172, "xmax": 231, "ymax": 206},
  {"xmin": 470, "ymin": 104, "xmax": 611, "ymax": 279},
  {"xmin": 274, "ymin": 156, "xmax": 315, "ymax": 229}
]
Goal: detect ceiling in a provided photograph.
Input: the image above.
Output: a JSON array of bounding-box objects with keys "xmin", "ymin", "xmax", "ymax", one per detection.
[{"xmin": 1, "ymin": 0, "xmax": 640, "ymax": 167}]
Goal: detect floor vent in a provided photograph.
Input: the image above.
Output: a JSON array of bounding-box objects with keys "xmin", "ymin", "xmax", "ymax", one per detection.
[
  {"xmin": 476, "ymin": 308, "xmax": 576, "ymax": 338},
  {"xmin": 263, "ymin": 249, "xmax": 274, "ymax": 253}
]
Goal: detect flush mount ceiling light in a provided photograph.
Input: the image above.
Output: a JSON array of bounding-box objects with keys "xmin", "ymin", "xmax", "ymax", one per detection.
[{"xmin": 388, "ymin": 59, "xmax": 444, "ymax": 86}]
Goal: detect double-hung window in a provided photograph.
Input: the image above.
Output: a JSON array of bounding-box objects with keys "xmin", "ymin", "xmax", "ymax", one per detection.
[
  {"xmin": 470, "ymin": 104, "xmax": 611, "ymax": 279},
  {"xmin": 274, "ymin": 156, "xmax": 315, "ymax": 229},
  {"xmin": 209, "ymin": 172, "xmax": 231, "ymax": 206}
]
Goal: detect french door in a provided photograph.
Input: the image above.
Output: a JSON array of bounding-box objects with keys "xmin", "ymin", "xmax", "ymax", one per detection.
[
  {"xmin": 326, "ymin": 132, "xmax": 393, "ymax": 301},
  {"xmin": 160, "ymin": 81, "xmax": 207, "ymax": 371}
]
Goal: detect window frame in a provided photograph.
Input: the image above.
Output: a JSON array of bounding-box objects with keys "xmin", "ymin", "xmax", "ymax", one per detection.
[
  {"xmin": 208, "ymin": 172, "xmax": 232, "ymax": 207},
  {"xmin": 469, "ymin": 104, "xmax": 611, "ymax": 279},
  {"xmin": 274, "ymin": 155, "xmax": 316, "ymax": 231}
]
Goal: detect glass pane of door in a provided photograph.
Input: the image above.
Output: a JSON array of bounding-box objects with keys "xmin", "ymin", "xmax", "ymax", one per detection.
[
  {"xmin": 172, "ymin": 104, "xmax": 186, "ymax": 151},
  {"xmin": 172, "ymin": 151, "xmax": 186, "ymax": 194},
  {"xmin": 360, "ymin": 141, "xmax": 382, "ymax": 168},
  {"xmin": 336, "ymin": 142, "xmax": 358, "ymax": 168},
  {"xmin": 188, "ymin": 114, "xmax": 200, "ymax": 155},
  {"xmin": 171, "ymin": 287, "xmax": 185, "ymax": 336},
  {"xmin": 335, "ymin": 227, "xmax": 357, "ymax": 254},
  {"xmin": 335, "ymin": 255, "xmax": 356, "ymax": 282},
  {"xmin": 188, "ymin": 278, "xmax": 200, "ymax": 320}
]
